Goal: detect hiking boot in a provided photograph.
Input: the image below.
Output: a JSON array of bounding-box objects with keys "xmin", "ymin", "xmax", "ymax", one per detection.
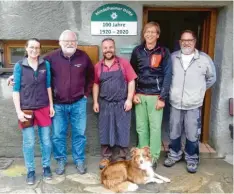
[
  {"xmin": 55, "ymin": 160, "xmax": 65, "ymax": 175},
  {"xmin": 99, "ymin": 158, "xmax": 110, "ymax": 170},
  {"xmin": 43, "ymin": 166, "xmax": 52, "ymax": 180},
  {"xmin": 164, "ymin": 157, "xmax": 177, "ymax": 167},
  {"xmin": 186, "ymin": 162, "xmax": 198, "ymax": 173},
  {"xmin": 26, "ymin": 171, "xmax": 36, "ymax": 185},
  {"xmin": 76, "ymin": 163, "xmax": 87, "ymax": 174}
]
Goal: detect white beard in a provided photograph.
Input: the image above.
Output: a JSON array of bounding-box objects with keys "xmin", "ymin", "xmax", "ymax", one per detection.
[
  {"xmin": 63, "ymin": 48, "xmax": 76, "ymax": 55},
  {"xmin": 181, "ymin": 47, "xmax": 194, "ymax": 55}
]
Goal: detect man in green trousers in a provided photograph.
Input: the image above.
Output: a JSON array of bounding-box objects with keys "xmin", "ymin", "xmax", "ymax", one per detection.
[{"xmin": 130, "ymin": 22, "xmax": 172, "ymax": 168}]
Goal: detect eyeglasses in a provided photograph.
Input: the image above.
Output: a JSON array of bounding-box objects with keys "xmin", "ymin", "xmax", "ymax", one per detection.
[
  {"xmin": 145, "ymin": 31, "xmax": 158, "ymax": 35},
  {"xmin": 180, "ymin": 39, "xmax": 195, "ymax": 44},
  {"xmin": 28, "ymin": 46, "xmax": 40, "ymax": 50}
]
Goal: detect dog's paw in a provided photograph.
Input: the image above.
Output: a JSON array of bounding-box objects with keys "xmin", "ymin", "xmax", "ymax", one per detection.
[
  {"xmin": 145, "ymin": 178, "xmax": 163, "ymax": 184},
  {"xmin": 127, "ymin": 183, "xmax": 139, "ymax": 191},
  {"xmin": 163, "ymin": 177, "xmax": 171, "ymax": 183},
  {"xmin": 153, "ymin": 178, "xmax": 163, "ymax": 184}
]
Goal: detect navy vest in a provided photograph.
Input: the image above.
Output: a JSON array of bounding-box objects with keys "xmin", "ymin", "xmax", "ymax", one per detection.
[{"xmin": 19, "ymin": 58, "xmax": 49, "ymax": 110}]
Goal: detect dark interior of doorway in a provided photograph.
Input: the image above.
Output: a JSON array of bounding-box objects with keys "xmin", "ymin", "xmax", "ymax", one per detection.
[
  {"xmin": 147, "ymin": 10, "xmax": 210, "ymax": 143},
  {"xmin": 148, "ymin": 11, "xmax": 209, "ymax": 52}
]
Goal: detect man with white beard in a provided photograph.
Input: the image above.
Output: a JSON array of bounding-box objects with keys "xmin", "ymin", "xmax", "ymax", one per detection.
[
  {"xmin": 164, "ymin": 30, "xmax": 216, "ymax": 173},
  {"xmin": 43, "ymin": 30, "xmax": 94, "ymax": 175}
]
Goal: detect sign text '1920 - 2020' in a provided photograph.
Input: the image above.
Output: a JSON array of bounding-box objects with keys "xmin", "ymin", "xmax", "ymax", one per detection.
[{"xmin": 100, "ymin": 29, "xmax": 129, "ymax": 35}]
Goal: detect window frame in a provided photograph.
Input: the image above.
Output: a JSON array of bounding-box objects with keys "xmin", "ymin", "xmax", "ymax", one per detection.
[{"xmin": 3, "ymin": 40, "xmax": 59, "ymax": 68}]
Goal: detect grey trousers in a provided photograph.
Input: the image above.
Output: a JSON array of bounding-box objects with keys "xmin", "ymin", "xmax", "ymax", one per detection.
[{"xmin": 168, "ymin": 106, "xmax": 202, "ymax": 163}]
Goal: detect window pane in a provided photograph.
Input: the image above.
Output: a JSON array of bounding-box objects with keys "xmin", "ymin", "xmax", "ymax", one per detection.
[
  {"xmin": 41, "ymin": 47, "xmax": 58, "ymax": 56},
  {"xmin": 10, "ymin": 47, "xmax": 25, "ymax": 64},
  {"xmin": 10, "ymin": 47, "xmax": 58, "ymax": 64}
]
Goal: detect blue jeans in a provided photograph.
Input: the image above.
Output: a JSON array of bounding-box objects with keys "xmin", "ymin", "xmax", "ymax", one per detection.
[
  {"xmin": 22, "ymin": 126, "xmax": 52, "ymax": 172},
  {"xmin": 52, "ymin": 97, "xmax": 87, "ymax": 165}
]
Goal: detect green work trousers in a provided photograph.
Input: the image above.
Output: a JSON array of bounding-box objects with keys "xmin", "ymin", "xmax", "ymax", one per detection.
[{"xmin": 135, "ymin": 95, "xmax": 163, "ymax": 160}]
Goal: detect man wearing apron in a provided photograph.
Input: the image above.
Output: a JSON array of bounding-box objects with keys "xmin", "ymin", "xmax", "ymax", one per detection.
[{"xmin": 93, "ymin": 38, "xmax": 137, "ymax": 169}]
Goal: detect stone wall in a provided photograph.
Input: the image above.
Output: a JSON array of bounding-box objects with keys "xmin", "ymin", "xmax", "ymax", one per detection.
[{"xmin": 209, "ymin": 3, "xmax": 233, "ymax": 156}]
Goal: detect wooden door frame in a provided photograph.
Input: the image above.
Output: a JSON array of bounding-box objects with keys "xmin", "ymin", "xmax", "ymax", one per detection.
[{"xmin": 143, "ymin": 7, "xmax": 217, "ymax": 143}]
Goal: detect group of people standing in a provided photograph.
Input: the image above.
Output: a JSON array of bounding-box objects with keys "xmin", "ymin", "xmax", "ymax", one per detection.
[{"xmin": 8, "ymin": 21, "xmax": 216, "ymax": 185}]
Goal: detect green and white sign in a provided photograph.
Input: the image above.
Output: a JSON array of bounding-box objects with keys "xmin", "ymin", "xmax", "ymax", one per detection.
[{"xmin": 91, "ymin": 4, "xmax": 137, "ymax": 36}]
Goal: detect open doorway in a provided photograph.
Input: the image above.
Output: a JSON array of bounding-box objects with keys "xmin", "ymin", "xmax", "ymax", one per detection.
[
  {"xmin": 147, "ymin": 11, "xmax": 209, "ymax": 52},
  {"xmin": 143, "ymin": 7, "xmax": 217, "ymax": 143}
]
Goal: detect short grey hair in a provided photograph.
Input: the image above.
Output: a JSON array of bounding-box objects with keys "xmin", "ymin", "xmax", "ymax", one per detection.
[{"xmin": 59, "ymin": 30, "xmax": 78, "ymax": 41}]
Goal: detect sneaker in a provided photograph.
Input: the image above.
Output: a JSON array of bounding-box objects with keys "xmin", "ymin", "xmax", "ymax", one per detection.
[
  {"xmin": 55, "ymin": 160, "xmax": 65, "ymax": 175},
  {"xmin": 99, "ymin": 158, "xmax": 110, "ymax": 170},
  {"xmin": 26, "ymin": 171, "xmax": 36, "ymax": 185},
  {"xmin": 186, "ymin": 162, "xmax": 198, "ymax": 173},
  {"xmin": 164, "ymin": 157, "xmax": 177, "ymax": 167},
  {"xmin": 76, "ymin": 163, "xmax": 87, "ymax": 174},
  {"xmin": 43, "ymin": 166, "xmax": 52, "ymax": 180}
]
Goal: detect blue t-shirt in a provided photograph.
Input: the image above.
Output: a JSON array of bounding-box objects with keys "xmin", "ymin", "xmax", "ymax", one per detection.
[{"xmin": 13, "ymin": 60, "xmax": 51, "ymax": 92}]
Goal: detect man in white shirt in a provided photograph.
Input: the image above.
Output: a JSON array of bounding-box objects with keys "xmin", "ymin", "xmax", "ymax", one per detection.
[
  {"xmin": 181, "ymin": 52, "xmax": 194, "ymax": 70},
  {"xmin": 164, "ymin": 30, "xmax": 216, "ymax": 173}
]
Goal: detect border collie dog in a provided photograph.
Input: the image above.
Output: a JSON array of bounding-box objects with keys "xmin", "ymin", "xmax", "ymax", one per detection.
[{"xmin": 101, "ymin": 146, "xmax": 171, "ymax": 193}]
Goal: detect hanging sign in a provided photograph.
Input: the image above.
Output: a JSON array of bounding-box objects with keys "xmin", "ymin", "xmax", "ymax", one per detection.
[{"xmin": 91, "ymin": 4, "xmax": 137, "ymax": 36}]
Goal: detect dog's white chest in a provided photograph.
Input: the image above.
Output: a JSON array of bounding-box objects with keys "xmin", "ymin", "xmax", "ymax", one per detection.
[{"xmin": 145, "ymin": 166, "xmax": 154, "ymax": 178}]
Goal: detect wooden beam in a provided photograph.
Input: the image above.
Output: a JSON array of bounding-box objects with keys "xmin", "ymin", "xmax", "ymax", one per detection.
[
  {"xmin": 143, "ymin": 7, "xmax": 148, "ymax": 26},
  {"xmin": 202, "ymin": 9, "xmax": 217, "ymax": 143},
  {"xmin": 144, "ymin": 7, "xmax": 217, "ymax": 12},
  {"xmin": 142, "ymin": 7, "xmax": 148, "ymax": 42}
]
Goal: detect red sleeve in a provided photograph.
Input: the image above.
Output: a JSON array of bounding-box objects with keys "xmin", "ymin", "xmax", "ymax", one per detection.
[
  {"xmin": 121, "ymin": 58, "xmax": 137, "ymax": 82},
  {"xmin": 94, "ymin": 63, "xmax": 101, "ymax": 84}
]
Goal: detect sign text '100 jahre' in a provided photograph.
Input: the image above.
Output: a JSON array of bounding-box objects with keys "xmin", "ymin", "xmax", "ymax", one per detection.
[
  {"xmin": 100, "ymin": 22, "xmax": 129, "ymax": 35},
  {"xmin": 103, "ymin": 22, "xmax": 126, "ymax": 27}
]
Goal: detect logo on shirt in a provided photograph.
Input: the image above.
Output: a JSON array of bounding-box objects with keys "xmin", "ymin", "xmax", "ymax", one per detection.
[
  {"xmin": 39, "ymin": 69, "xmax": 46, "ymax": 74},
  {"xmin": 74, "ymin": 64, "xmax": 82, "ymax": 68}
]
